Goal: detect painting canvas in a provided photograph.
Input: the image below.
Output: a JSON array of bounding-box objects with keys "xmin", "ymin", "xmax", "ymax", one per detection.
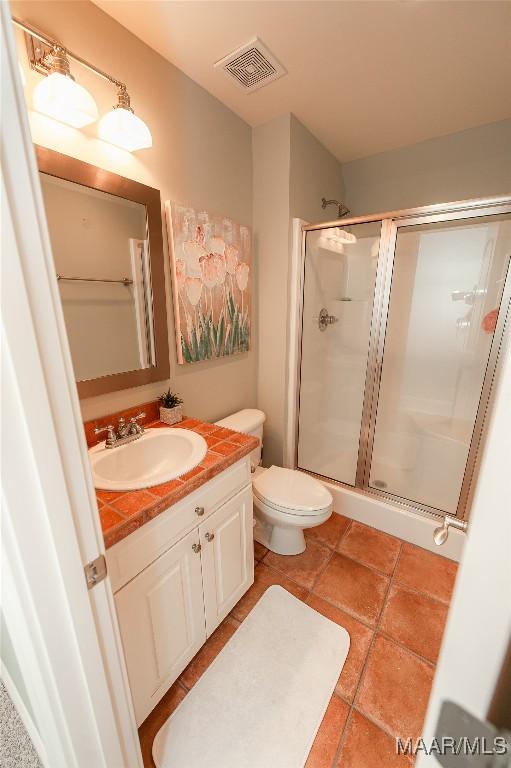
[{"xmin": 166, "ymin": 202, "xmax": 251, "ymax": 364}]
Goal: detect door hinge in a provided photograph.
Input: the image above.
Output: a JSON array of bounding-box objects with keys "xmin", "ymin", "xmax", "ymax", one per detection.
[{"xmin": 84, "ymin": 554, "xmax": 107, "ymax": 589}]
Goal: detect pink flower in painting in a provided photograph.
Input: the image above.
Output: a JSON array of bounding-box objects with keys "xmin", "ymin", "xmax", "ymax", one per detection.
[
  {"xmin": 175, "ymin": 259, "xmax": 186, "ymax": 291},
  {"xmin": 185, "ymin": 276, "xmax": 203, "ymax": 306},
  {"xmin": 225, "ymin": 244, "xmax": 239, "ymax": 275},
  {"xmin": 183, "ymin": 240, "xmax": 206, "ymax": 277},
  {"xmin": 208, "ymin": 236, "xmax": 225, "ymax": 255},
  {"xmin": 235, "ymin": 262, "xmax": 249, "ymax": 292},
  {"xmin": 199, "ymin": 253, "xmax": 218, "ymax": 289},
  {"xmin": 215, "ymin": 254, "xmax": 227, "ymax": 285}
]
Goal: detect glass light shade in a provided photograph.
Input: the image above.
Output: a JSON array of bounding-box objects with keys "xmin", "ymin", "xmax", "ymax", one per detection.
[
  {"xmin": 98, "ymin": 107, "xmax": 152, "ymax": 151},
  {"xmin": 33, "ymin": 72, "xmax": 98, "ymax": 128}
]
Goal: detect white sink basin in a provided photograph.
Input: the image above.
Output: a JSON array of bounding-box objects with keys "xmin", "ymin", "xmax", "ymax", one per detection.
[{"xmin": 89, "ymin": 428, "xmax": 208, "ymax": 491}]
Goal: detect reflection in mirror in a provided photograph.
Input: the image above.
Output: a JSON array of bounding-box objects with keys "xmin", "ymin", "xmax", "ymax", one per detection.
[{"xmin": 40, "ymin": 173, "xmax": 155, "ymax": 382}]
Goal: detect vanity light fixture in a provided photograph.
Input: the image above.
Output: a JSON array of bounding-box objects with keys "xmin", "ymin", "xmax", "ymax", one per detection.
[
  {"xmin": 32, "ymin": 44, "xmax": 98, "ymax": 128},
  {"xmin": 98, "ymin": 85, "xmax": 152, "ymax": 152},
  {"xmin": 13, "ymin": 17, "xmax": 152, "ymax": 152}
]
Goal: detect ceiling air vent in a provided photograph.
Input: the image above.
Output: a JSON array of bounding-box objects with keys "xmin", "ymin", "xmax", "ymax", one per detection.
[{"xmin": 215, "ymin": 38, "xmax": 286, "ymax": 93}]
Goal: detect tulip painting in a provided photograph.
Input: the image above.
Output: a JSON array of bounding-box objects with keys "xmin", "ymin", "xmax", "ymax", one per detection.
[{"xmin": 166, "ymin": 202, "xmax": 251, "ymax": 364}]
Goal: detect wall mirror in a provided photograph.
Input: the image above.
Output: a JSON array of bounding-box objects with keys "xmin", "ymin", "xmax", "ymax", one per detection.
[{"xmin": 37, "ymin": 146, "xmax": 169, "ymax": 397}]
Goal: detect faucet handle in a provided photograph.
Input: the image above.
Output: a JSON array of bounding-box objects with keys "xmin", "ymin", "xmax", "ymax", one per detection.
[
  {"xmin": 128, "ymin": 412, "xmax": 146, "ymax": 434},
  {"xmin": 94, "ymin": 424, "xmax": 116, "ymax": 447},
  {"xmin": 94, "ymin": 423, "xmax": 113, "ymax": 435}
]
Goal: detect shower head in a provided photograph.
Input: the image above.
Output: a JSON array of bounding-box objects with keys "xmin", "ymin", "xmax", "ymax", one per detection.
[
  {"xmin": 321, "ymin": 197, "xmax": 351, "ymax": 219},
  {"xmin": 320, "ymin": 199, "xmax": 357, "ymax": 245},
  {"xmin": 433, "ymin": 515, "xmax": 468, "ymax": 546}
]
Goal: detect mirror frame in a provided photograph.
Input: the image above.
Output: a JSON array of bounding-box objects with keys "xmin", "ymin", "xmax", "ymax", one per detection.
[{"xmin": 36, "ymin": 145, "xmax": 170, "ymax": 398}]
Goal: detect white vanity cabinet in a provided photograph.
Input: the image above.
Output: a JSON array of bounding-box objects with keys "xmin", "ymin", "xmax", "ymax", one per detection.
[
  {"xmin": 107, "ymin": 457, "xmax": 254, "ymax": 726},
  {"xmin": 114, "ymin": 527, "xmax": 206, "ymax": 725},
  {"xmin": 200, "ymin": 485, "xmax": 253, "ymax": 637}
]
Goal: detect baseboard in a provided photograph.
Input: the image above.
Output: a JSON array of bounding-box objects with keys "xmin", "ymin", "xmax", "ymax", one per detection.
[{"xmin": 324, "ymin": 481, "xmax": 465, "ymax": 562}]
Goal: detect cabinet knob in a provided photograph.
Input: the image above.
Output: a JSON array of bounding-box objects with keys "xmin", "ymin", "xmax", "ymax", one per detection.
[
  {"xmin": 205, "ymin": 532, "xmax": 215, "ymax": 542},
  {"xmin": 192, "ymin": 543, "xmax": 201, "ymax": 553},
  {"xmin": 195, "ymin": 506, "xmax": 205, "ymax": 516}
]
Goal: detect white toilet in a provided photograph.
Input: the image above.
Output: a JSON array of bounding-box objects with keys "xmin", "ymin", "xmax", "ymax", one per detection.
[{"xmin": 215, "ymin": 409, "xmax": 333, "ymax": 555}]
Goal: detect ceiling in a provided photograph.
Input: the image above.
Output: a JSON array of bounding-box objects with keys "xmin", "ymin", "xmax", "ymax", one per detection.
[{"xmin": 92, "ymin": 1, "xmax": 511, "ymax": 162}]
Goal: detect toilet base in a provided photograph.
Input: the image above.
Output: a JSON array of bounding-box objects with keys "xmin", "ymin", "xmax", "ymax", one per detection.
[{"xmin": 254, "ymin": 518, "xmax": 306, "ymax": 556}]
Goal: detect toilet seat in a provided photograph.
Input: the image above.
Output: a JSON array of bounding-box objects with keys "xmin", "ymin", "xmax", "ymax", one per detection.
[{"xmin": 252, "ymin": 466, "xmax": 332, "ymax": 517}]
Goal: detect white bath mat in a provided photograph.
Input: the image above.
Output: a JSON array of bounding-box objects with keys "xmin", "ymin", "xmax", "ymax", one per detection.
[{"xmin": 153, "ymin": 585, "xmax": 350, "ymax": 768}]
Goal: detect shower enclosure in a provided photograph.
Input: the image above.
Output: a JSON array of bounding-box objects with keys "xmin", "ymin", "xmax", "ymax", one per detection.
[{"xmin": 294, "ymin": 196, "xmax": 511, "ymax": 522}]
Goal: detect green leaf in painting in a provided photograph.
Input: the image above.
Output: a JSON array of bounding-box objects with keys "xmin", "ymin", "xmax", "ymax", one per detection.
[
  {"xmin": 216, "ymin": 315, "xmax": 225, "ymax": 356},
  {"xmin": 191, "ymin": 327, "xmax": 200, "ymax": 361},
  {"xmin": 181, "ymin": 334, "xmax": 193, "ymax": 363}
]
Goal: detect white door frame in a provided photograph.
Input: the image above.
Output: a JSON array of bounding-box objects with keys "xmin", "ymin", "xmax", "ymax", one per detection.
[{"xmin": 1, "ymin": 6, "xmax": 141, "ymax": 767}]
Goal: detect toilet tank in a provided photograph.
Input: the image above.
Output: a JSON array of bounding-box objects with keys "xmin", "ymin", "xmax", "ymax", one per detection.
[{"xmin": 215, "ymin": 409, "xmax": 265, "ymax": 468}]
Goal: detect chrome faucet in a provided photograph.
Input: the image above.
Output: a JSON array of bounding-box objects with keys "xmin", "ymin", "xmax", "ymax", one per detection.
[{"xmin": 94, "ymin": 412, "xmax": 146, "ymax": 449}]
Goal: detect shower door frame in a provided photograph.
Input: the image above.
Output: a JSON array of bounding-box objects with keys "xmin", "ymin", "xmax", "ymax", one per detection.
[{"xmin": 294, "ymin": 194, "xmax": 511, "ymax": 521}]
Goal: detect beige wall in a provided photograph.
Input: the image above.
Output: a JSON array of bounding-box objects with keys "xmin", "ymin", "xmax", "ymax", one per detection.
[
  {"xmin": 12, "ymin": 0, "xmax": 255, "ymax": 422},
  {"xmin": 252, "ymin": 115, "xmax": 291, "ymax": 466},
  {"xmin": 289, "ymin": 114, "xmax": 346, "ymax": 222},
  {"xmin": 253, "ymin": 114, "xmax": 344, "ymax": 466},
  {"xmin": 342, "ymin": 119, "xmax": 511, "ymax": 215}
]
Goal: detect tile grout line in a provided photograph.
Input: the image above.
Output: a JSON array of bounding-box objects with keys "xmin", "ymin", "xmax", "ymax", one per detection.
[
  {"xmin": 344, "ymin": 537, "xmax": 446, "ymax": 755},
  {"xmin": 309, "ymin": 543, "xmax": 337, "ymax": 593},
  {"xmin": 334, "ymin": 544, "xmax": 402, "ymax": 579},
  {"xmin": 259, "ymin": 539, "xmax": 335, "ymax": 594},
  {"xmin": 259, "ymin": 554, "xmax": 387, "ymax": 631},
  {"xmin": 259, "ymin": 519, "xmax": 354, "ymax": 596},
  {"xmin": 330, "ymin": 704, "xmax": 355, "ymax": 768},
  {"xmin": 254, "ymin": 548, "xmax": 444, "ymax": 668},
  {"xmin": 330, "ymin": 539, "xmax": 405, "ymax": 767},
  {"xmin": 324, "ymin": 537, "xmax": 402, "ymax": 767},
  {"xmin": 142, "ymin": 530, "xmax": 453, "ymax": 765}
]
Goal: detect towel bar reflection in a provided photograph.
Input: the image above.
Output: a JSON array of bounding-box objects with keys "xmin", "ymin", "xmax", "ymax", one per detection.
[{"xmin": 57, "ymin": 274, "xmax": 133, "ymax": 285}]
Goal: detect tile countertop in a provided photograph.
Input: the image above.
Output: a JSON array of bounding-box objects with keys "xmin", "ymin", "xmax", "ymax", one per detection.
[{"xmin": 95, "ymin": 418, "xmax": 259, "ymax": 549}]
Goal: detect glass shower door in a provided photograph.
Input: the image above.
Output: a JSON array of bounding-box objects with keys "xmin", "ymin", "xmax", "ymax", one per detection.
[
  {"xmin": 297, "ymin": 221, "xmax": 381, "ymax": 485},
  {"xmin": 369, "ymin": 213, "xmax": 511, "ymax": 514}
]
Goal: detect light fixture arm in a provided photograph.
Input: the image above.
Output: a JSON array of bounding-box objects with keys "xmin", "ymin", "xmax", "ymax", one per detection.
[
  {"xmin": 46, "ymin": 44, "xmax": 71, "ymax": 77},
  {"xmin": 12, "ymin": 16, "xmax": 127, "ymax": 90},
  {"xmin": 115, "ymin": 85, "xmax": 133, "ymax": 113},
  {"xmin": 12, "ymin": 15, "xmax": 152, "ymax": 150}
]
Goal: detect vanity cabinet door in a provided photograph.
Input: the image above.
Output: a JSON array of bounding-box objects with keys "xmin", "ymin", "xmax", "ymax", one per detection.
[
  {"xmin": 200, "ymin": 484, "xmax": 254, "ymax": 637},
  {"xmin": 114, "ymin": 527, "xmax": 206, "ymax": 726}
]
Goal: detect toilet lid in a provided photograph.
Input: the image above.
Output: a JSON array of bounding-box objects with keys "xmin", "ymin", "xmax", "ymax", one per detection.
[{"xmin": 253, "ymin": 466, "xmax": 332, "ymax": 516}]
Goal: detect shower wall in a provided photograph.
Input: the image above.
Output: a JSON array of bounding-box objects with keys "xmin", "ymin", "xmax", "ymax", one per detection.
[
  {"xmin": 370, "ymin": 216, "xmax": 511, "ymax": 513},
  {"xmin": 296, "ymin": 203, "xmax": 511, "ymax": 520},
  {"xmin": 298, "ymin": 222, "xmax": 380, "ymax": 483}
]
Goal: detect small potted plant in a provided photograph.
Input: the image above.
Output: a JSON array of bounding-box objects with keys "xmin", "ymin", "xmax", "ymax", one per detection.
[{"xmin": 158, "ymin": 388, "xmax": 184, "ymax": 426}]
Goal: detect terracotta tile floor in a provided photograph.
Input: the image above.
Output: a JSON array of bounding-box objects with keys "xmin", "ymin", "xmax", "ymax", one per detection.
[{"xmin": 138, "ymin": 516, "xmax": 458, "ymax": 768}]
